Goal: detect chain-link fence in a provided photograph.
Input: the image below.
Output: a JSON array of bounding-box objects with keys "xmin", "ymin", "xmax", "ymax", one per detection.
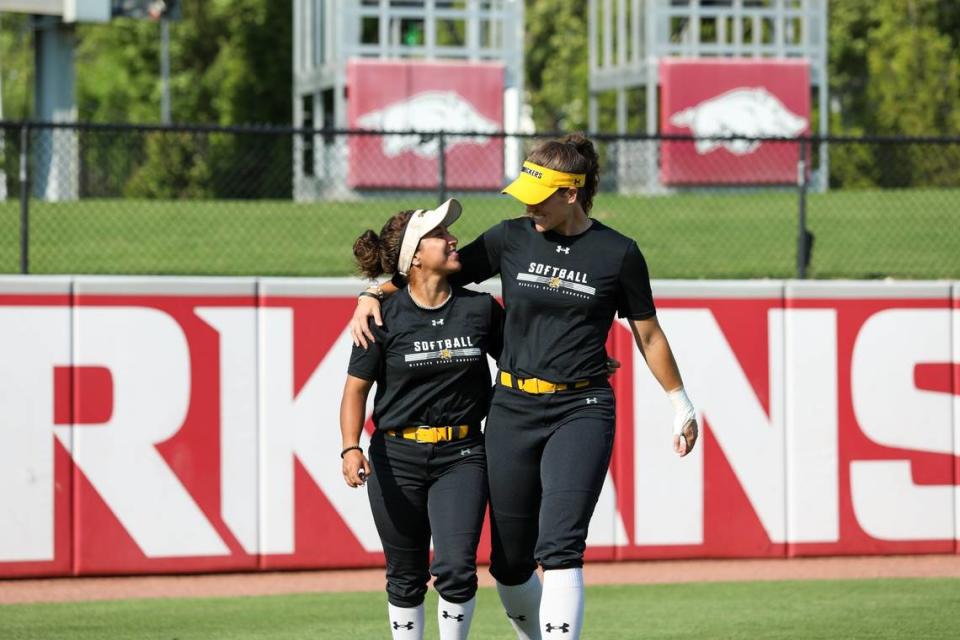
[{"xmin": 1, "ymin": 121, "xmax": 958, "ymax": 279}]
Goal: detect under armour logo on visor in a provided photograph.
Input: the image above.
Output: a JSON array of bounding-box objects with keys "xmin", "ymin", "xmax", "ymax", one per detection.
[
  {"xmin": 507, "ymin": 613, "xmax": 527, "ymax": 621},
  {"xmin": 545, "ymin": 622, "xmax": 570, "ymax": 633},
  {"xmin": 442, "ymin": 611, "xmax": 465, "ymax": 621},
  {"xmin": 556, "ymin": 246, "xmax": 570, "ymax": 254},
  {"xmin": 432, "ymin": 319, "xmax": 444, "ymax": 326},
  {"xmin": 586, "ymin": 397, "xmax": 598, "ymax": 405},
  {"xmin": 393, "ymin": 621, "xmax": 415, "ymax": 630}
]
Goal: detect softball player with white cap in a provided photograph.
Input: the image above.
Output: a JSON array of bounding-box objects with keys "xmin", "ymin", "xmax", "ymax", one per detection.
[
  {"xmin": 340, "ymin": 199, "xmax": 503, "ymax": 640},
  {"xmin": 351, "ymin": 135, "xmax": 698, "ymax": 640}
]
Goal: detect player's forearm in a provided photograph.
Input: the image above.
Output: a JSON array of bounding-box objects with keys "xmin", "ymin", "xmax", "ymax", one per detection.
[
  {"xmin": 643, "ymin": 335, "xmax": 684, "ymax": 392},
  {"xmin": 631, "ymin": 319, "xmax": 684, "ymax": 392},
  {"xmin": 339, "ymin": 386, "xmax": 369, "ymax": 448}
]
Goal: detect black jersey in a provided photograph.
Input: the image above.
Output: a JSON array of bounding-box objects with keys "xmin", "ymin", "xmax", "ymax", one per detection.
[
  {"xmin": 450, "ymin": 217, "xmax": 655, "ymax": 382},
  {"xmin": 348, "ymin": 286, "xmax": 504, "ymax": 430}
]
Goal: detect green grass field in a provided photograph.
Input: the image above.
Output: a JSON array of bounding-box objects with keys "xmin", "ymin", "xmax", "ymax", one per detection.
[
  {"xmin": 2, "ymin": 578, "xmax": 959, "ymax": 639},
  {"xmin": 1, "ymin": 188, "xmax": 958, "ymax": 279}
]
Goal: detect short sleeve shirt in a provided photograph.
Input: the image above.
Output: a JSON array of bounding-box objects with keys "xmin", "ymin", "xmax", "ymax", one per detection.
[
  {"xmin": 348, "ymin": 286, "xmax": 503, "ymax": 430},
  {"xmin": 451, "ymin": 217, "xmax": 654, "ymax": 381}
]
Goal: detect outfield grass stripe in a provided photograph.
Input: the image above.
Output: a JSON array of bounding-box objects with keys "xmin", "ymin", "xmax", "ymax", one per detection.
[
  {"xmin": 2, "ymin": 578, "xmax": 958, "ymax": 639},
  {"xmin": 1, "ymin": 188, "xmax": 958, "ymax": 279}
]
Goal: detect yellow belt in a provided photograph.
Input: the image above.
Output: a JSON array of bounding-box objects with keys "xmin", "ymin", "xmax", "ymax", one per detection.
[
  {"xmin": 385, "ymin": 425, "xmax": 471, "ymax": 443},
  {"xmin": 499, "ymin": 371, "xmax": 592, "ymax": 394}
]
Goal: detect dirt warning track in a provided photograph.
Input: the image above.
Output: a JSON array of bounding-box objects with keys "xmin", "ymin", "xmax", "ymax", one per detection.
[{"xmin": 2, "ymin": 555, "xmax": 959, "ymax": 605}]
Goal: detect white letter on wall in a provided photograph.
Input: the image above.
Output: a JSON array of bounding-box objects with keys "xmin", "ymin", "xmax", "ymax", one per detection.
[
  {"xmin": 850, "ymin": 309, "xmax": 953, "ymax": 540},
  {"xmin": 196, "ymin": 307, "xmax": 259, "ymax": 554},
  {"xmin": 785, "ymin": 309, "xmax": 839, "ymax": 543},
  {"xmin": 259, "ymin": 308, "xmax": 379, "ymax": 554},
  {"xmin": 631, "ymin": 309, "xmax": 786, "ymax": 545},
  {"xmin": 70, "ymin": 307, "xmax": 228, "ymax": 557},
  {"xmin": 0, "ymin": 308, "xmax": 70, "ymax": 561}
]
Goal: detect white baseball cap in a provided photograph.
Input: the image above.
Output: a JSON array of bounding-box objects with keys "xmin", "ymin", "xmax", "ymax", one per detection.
[{"xmin": 397, "ymin": 198, "xmax": 462, "ymax": 276}]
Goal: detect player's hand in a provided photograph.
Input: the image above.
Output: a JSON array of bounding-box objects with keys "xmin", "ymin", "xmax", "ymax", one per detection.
[
  {"xmin": 342, "ymin": 451, "xmax": 372, "ymax": 487},
  {"xmin": 350, "ymin": 297, "xmax": 383, "ymax": 348},
  {"xmin": 674, "ymin": 418, "xmax": 698, "ymax": 457},
  {"xmin": 668, "ymin": 387, "xmax": 697, "ymax": 457},
  {"xmin": 605, "ymin": 357, "xmax": 621, "ymax": 377}
]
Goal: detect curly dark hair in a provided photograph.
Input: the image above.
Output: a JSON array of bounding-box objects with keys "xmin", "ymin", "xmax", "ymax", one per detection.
[{"xmin": 352, "ymin": 210, "xmax": 416, "ymax": 279}]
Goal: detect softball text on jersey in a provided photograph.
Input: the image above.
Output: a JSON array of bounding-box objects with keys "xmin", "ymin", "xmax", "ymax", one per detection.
[
  {"xmin": 406, "ymin": 336, "xmax": 481, "ymax": 366},
  {"xmin": 450, "ymin": 217, "xmax": 654, "ymax": 382},
  {"xmin": 520, "ymin": 262, "xmax": 596, "ymax": 297},
  {"xmin": 348, "ymin": 287, "xmax": 503, "ymax": 429}
]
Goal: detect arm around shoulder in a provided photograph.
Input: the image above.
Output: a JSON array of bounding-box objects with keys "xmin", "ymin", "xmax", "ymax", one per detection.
[{"xmin": 351, "ymin": 280, "xmax": 399, "ymax": 348}]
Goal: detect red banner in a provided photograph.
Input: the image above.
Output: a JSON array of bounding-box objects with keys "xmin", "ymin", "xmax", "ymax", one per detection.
[
  {"xmin": 660, "ymin": 59, "xmax": 810, "ymax": 185},
  {"xmin": 347, "ymin": 59, "xmax": 504, "ymax": 189}
]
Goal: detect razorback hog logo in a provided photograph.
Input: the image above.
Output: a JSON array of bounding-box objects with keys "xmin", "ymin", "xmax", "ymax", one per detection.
[
  {"xmin": 669, "ymin": 87, "xmax": 806, "ymax": 155},
  {"xmin": 357, "ymin": 91, "xmax": 498, "ymax": 158}
]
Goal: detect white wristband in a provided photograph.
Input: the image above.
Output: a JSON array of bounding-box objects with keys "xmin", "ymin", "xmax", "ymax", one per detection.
[{"xmin": 668, "ymin": 387, "xmax": 696, "ymax": 436}]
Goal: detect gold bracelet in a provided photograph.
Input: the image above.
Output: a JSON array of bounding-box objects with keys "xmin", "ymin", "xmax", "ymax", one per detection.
[{"xmin": 360, "ymin": 285, "xmax": 383, "ymax": 300}]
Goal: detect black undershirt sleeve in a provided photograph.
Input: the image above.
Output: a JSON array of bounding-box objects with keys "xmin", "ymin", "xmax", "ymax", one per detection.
[
  {"xmin": 616, "ymin": 241, "xmax": 657, "ymax": 320},
  {"xmin": 448, "ymin": 221, "xmax": 505, "ymax": 286}
]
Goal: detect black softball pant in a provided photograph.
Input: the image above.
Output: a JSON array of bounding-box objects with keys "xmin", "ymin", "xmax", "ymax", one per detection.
[
  {"xmin": 366, "ymin": 430, "xmax": 488, "ymax": 608},
  {"xmin": 485, "ymin": 382, "xmax": 616, "ymax": 585}
]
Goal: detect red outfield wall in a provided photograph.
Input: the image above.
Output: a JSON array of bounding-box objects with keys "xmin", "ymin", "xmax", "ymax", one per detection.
[{"xmin": 1, "ymin": 277, "xmax": 957, "ymax": 578}]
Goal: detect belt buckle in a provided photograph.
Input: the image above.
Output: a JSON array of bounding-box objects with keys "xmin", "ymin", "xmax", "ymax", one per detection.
[
  {"xmin": 416, "ymin": 427, "xmax": 437, "ymax": 444},
  {"xmin": 537, "ymin": 379, "xmax": 557, "ymax": 394}
]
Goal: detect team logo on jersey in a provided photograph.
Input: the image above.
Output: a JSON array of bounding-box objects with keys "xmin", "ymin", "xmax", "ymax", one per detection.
[
  {"xmin": 404, "ymin": 336, "xmax": 481, "ymax": 367},
  {"xmin": 518, "ymin": 262, "xmax": 596, "ymax": 299}
]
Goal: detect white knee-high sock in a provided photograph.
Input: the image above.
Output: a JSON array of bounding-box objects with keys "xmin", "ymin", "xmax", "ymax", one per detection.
[
  {"xmin": 437, "ymin": 595, "xmax": 476, "ymax": 640},
  {"xmin": 388, "ymin": 602, "xmax": 424, "ymax": 640},
  {"xmin": 496, "ymin": 573, "xmax": 542, "ymax": 640},
  {"xmin": 539, "ymin": 568, "xmax": 584, "ymax": 638}
]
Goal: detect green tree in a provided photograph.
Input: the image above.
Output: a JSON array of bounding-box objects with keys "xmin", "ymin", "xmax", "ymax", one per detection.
[
  {"xmin": 829, "ymin": 0, "xmax": 960, "ymax": 187},
  {"xmin": 76, "ymin": 1, "xmax": 291, "ymax": 126},
  {"xmin": 0, "ymin": 13, "xmax": 34, "ymax": 121},
  {"xmin": 524, "ymin": 0, "xmax": 589, "ymax": 132},
  {"xmin": 124, "ymin": 131, "xmax": 212, "ymax": 198},
  {"xmin": 74, "ymin": 1, "xmax": 292, "ymax": 198}
]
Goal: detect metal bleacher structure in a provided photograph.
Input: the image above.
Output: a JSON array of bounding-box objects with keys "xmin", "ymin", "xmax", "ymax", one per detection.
[
  {"xmin": 292, "ymin": 0, "xmax": 525, "ymax": 200},
  {"xmin": 587, "ymin": 0, "xmax": 828, "ymax": 191}
]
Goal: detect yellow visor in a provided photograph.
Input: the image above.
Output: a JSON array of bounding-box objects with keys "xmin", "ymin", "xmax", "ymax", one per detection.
[{"xmin": 502, "ymin": 161, "xmax": 586, "ymax": 205}]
